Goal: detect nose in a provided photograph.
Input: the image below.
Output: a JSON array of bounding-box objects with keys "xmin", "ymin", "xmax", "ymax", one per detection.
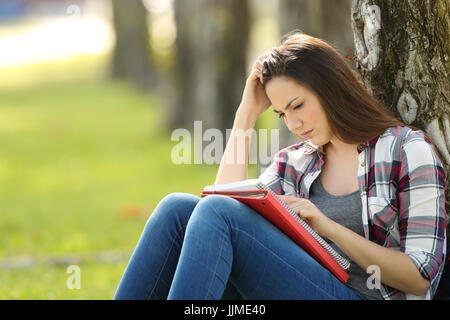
[{"xmin": 284, "ymin": 115, "xmax": 303, "ymax": 132}]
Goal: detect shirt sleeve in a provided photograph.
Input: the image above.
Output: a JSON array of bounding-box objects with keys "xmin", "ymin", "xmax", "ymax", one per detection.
[
  {"xmin": 258, "ymin": 150, "xmax": 284, "ymax": 195},
  {"xmin": 397, "ymin": 130, "xmax": 447, "ymax": 283}
]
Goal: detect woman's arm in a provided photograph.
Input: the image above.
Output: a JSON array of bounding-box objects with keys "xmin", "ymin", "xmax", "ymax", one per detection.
[
  {"xmin": 280, "ymin": 131, "xmax": 446, "ymax": 297},
  {"xmin": 328, "ymin": 221, "xmax": 430, "ymax": 296},
  {"xmin": 215, "ymin": 54, "xmax": 271, "ymax": 185},
  {"xmin": 279, "ymin": 196, "xmax": 431, "ymax": 296},
  {"xmin": 214, "ymin": 108, "xmax": 258, "ymax": 184}
]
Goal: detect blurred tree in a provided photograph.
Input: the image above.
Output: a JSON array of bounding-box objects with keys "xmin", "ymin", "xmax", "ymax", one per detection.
[
  {"xmin": 279, "ymin": 0, "xmax": 355, "ymax": 54},
  {"xmin": 351, "ymin": 0, "xmax": 449, "ymax": 213},
  {"xmin": 277, "ymin": 0, "xmax": 355, "ymax": 149},
  {"xmin": 111, "ymin": 0, "xmax": 155, "ymax": 89},
  {"xmin": 216, "ymin": 0, "xmax": 250, "ymax": 133},
  {"xmin": 169, "ymin": 0, "xmax": 249, "ymax": 134}
]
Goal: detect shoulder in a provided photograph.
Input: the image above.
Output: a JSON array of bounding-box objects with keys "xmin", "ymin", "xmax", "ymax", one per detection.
[
  {"xmin": 377, "ymin": 125, "xmax": 430, "ymax": 145},
  {"xmin": 374, "ymin": 126, "xmax": 435, "ymax": 158},
  {"xmin": 273, "ymin": 141, "xmax": 317, "ymax": 165},
  {"xmin": 376, "ymin": 126, "xmax": 444, "ymax": 176}
]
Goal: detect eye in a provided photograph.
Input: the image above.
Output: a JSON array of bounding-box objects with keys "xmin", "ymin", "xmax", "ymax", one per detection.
[
  {"xmin": 278, "ymin": 102, "xmax": 303, "ymax": 119},
  {"xmin": 293, "ymin": 102, "xmax": 304, "ymax": 110}
]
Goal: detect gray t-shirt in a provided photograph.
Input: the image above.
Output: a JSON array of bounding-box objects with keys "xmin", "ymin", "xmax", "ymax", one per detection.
[{"xmin": 308, "ymin": 177, "xmax": 383, "ymax": 300}]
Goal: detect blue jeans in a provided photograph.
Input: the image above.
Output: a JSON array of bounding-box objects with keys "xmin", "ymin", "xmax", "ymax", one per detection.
[{"xmin": 113, "ymin": 193, "xmax": 365, "ymax": 300}]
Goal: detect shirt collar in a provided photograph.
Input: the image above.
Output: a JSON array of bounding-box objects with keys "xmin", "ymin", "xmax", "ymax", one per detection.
[
  {"xmin": 357, "ymin": 135, "xmax": 380, "ymax": 154},
  {"xmin": 301, "ymin": 134, "xmax": 380, "ymax": 156}
]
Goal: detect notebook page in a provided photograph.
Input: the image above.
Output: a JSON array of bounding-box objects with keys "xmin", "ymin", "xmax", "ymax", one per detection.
[{"xmin": 203, "ymin": 179, "xmax": 264, "ymax": 192}]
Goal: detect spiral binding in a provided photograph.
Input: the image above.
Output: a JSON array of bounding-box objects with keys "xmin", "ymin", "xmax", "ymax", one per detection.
[{"xmin": 255, "ymin": 181, "xmax": 351, "ymax": 270}]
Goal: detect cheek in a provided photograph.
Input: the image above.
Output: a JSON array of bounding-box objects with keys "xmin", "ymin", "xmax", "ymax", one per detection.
[
  {"xmin": 308, "ymin": 105, "xmax": 328, "ymax": 128},
  {"xmin": 304, "ymin": 108, "xmax": 321, "ymax": 125},
  {"xmin": 305, "ymin": 106, "xmax": 332, "ymax": 141}
]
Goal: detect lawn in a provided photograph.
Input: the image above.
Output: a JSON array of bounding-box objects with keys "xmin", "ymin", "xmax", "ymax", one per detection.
[
  {"xmin": 0, "ymin": 53, "xmax": 275, "ymax": 299},
  {"xmin": 0, "ymin": 59, "xmax": 231, "ymax": 299}
]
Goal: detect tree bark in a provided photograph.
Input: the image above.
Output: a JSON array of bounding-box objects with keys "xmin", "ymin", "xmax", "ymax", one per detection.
[
  {"xmin": 215, "ymin": 0, "xmax": 250, "ymax": 133},
  {"xmin": 169, "ymin": 0, "xmax": 199, "ymax": 130},
  {"xmin": 351, "ymin": 0, "xmax": 449, "ymax": 213},
  {"xmin": 110, "ymin": 0, "xmax": 154, "ymax": 89},
  {"xmin": 170, "ymin": 0, "xmax": 249, "ymax": 133}
]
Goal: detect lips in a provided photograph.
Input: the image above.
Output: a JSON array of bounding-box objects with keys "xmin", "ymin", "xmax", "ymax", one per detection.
[{"xmin": 300, "ymin": 129, "xmax": 313, "ymax": 138}]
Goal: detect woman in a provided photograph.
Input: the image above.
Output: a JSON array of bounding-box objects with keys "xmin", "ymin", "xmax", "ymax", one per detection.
[{"xmin": 114, "ymin": 32, "xmax": 447, "ymax": 300}]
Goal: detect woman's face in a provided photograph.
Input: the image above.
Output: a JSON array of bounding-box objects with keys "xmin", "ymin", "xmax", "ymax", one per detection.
[{"xmin": 264, "ymin": 76, "xmax": 333, "ymax": 147}]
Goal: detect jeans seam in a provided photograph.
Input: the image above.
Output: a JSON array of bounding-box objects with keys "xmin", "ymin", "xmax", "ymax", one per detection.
[
  {"xmin": 191, "ymin": 199, "xmax": 345, "ymax": 299},
  {"xmin": 146, "ymin": 225, "xmax": 185, "ymax": 300},
  {"xmin": 231, "ymin": 226, "xmax": 254, "ymax": 284},
  {"xmin": 231, "ymin": 226, "xmax": 340, "ymax": 300},
  {"xmin": 193, "ymin": 218, "xmax": 339, "ymax": 299},
  {"xmin": 204, "ymin": 231, "xmax": 227, "ymax": 299},
  {"xmin": 197, "ymin": 200, "xmax": 233, "ymax": 299},
  {"xmin": 246, "ymin": 253, "xmax": 267, "ymax": 298},
  {"xmin": 195, "ymin": 216, "xmax": 232, "ymax": 270}
]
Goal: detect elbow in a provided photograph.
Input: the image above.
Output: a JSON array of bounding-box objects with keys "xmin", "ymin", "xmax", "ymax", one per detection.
[
  {"xmin": 408, "ymin": 278, "xmax": 430, "ymax": 296},
  {"xmin": 401, "ymin": 251, "xmax": 438, "ymax": 296}
]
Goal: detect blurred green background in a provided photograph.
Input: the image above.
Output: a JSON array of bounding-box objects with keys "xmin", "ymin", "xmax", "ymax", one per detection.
[
  {"xmin": 0, "ymin": 54, "xmax": 234, "ymax": 299},
  {"xmin": 0, "ymin": 0, "xmax": 355, "ymax": 299}
]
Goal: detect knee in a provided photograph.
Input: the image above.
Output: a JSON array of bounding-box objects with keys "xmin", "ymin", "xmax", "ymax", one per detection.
[
  {"xmin": 150, "ymin": 192, "xmax": 200, "ymax": 224},
  {"xmin": 160, "ymin": 192, "xmax": 200, "ymax": 207},
  {"xmin": 190, "ymin": 195, "xmax": 240, "ymax": 223}
]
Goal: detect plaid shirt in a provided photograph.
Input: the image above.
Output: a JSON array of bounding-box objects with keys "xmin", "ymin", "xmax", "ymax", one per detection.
[{"xmin": 258, "ymin": 126, "xmax": 447, "ymax": 300}]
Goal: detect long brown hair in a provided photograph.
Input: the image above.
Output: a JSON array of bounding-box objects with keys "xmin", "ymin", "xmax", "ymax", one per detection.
[{"xmin": 261, "ymin": 31, "xmax": 415, "ymax": 148}]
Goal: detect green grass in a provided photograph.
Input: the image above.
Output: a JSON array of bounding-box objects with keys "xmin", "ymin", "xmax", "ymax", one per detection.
[
  {"xmin": 1, "ymin": 262, "xmax": 128, "ymax": 300},
  {"xmin": 0, "ymin": 54, "xmax": 110, "ymax": 90},
  {"xmin": 0, "ymin": 58, "xmax": 232, "ymax": 298},
  {"xmin": 0, "ymin": 51, "xmax": 277, "ymax": 299}
]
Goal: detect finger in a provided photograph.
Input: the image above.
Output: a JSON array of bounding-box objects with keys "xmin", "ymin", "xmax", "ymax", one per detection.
[
  {"xmin": 252, "ymin": 61, "xmax": 263, "ymax": 76},
  {"xmin": 280, "ymin": 197, "xmax": 297, "ymax": 206},
  {"xmin": 248, "ymin": 65, "xmax": 261, "ymax": 79},
  {"xmin": 278, "ymin": 195, "xmax": 289, "ymax": 201},
  {"xmin": 257, "ymin": 53, "xmax": 269, "ymax": 61},
  {"xmin": 252, "ymin": 59, "xmax": 261, "ymax": 67},
  {"xmin": 249, "ymin": 69, "xmax": 263, "ymax": 85},
  {"xmin": 292, "ymin": 206, "xmax": 304, "ymax": 219},
  {"xmin": 279, "ymin": 195, "xmax": 299, "ymax": 201},
  {"xmin": 289, "ymin": 201, "xmax": 308, "ymax": 215},
  {"xmin": 252, "ymin": 66, "xmax": 264, "ymax": 85},
  {"xmin": 251, "ymin": 61, "xmax": 262, "ymax": 72}
]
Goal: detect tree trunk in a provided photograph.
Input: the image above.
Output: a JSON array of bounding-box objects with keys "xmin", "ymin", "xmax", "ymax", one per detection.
[
  {"xmin": 215, "ymin": 0, "xmax": 250, "ymax": 133},
  {"xmin": 351, "ymin": 0, "xmax": 449, "ymax": 213},
  {"xmin": 110, "ymin": 0, "xmax": 154, "ymax": 89},
  {"xmin": 169, "ymin": 0, "xmax": 199, "ymax": 130},
  {"xmin": 170, "ymin": 0, "xmax": 249, "ymax": 133},
  {"xmin": 278, "ymin": 0, "xmax": 355, "ymax": 149}
]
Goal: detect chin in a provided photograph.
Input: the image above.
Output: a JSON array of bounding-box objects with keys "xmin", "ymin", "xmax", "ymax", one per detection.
[
  {"xmin": 307, "ymin": 135, "xmax": 317, "ymax": 145},
  {"xmin": 308, "ymin": 136, "xmax": 328, "ymax": 150}
]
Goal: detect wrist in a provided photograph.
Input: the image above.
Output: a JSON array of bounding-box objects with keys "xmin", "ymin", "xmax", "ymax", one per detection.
[
  {"xmin": 235, "ymin": 105, "xmax": 258, "ymax": 127},
  {"xmin": 324, "ymin": 218, "xmax": 339, "ymax": 241}
]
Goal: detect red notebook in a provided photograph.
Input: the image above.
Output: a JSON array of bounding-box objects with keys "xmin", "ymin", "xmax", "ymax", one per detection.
[{"xmin": 201, "ymin": 179, "xmax": 350, "ymax": 284}]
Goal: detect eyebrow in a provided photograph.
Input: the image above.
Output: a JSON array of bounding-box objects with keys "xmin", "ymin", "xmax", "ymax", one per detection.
[{"xmin": 273, "ymin": 95, "xmax": 301, "ymax": 113}]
